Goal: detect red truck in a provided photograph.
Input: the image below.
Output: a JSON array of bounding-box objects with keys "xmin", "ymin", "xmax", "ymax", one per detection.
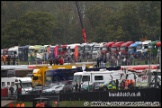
[
  {"xmin": 110, "ymin": 41, "xmax": 124, "ymax": 55},
  {"xmin": 101, "ymin": 42, "xmax": 115, "ymax": 55},
  {"xmin": 119, "ymin": 41, "xmax": 134, "ymax": 55}
]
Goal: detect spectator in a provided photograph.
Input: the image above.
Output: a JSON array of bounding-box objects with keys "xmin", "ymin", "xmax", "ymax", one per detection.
[
  {"xmin": 7, "ymin": 55, "xmax": 11, "ymax": 65},
  {"xmin": 59, "ymin": 56, "xmax": 64, "ymax": 65},
  {"xmin": 120, "ymin": 80, "xmax": 125, "ymax": 90},
  {"xmin": 78, "ymin": 83, "xmax": 81, "ymax": 92},
  {"xmin": 12, "ymin": 54, "xmax": 16, "ymax": 65},
  {"xmin": 75, "ymin": 83, "xmax": 78, "ymax": 92},
  {"xmin": 55, "ymin": 56, "xmax": 59, "ymax": 65},
  {"xmin": 2, "ymin": 54, "xmax": 7, "ymax": 65},
  {"xmin": 9, "ymin": 85, "xmax": 14, "ymax": 97},
  {"xmin": 116, "ymin": 79, "xmax": 119, "ymax": 90},
  {"xmin": 96, "ymin": 55, "xmax": 100, "ymax": 68}
]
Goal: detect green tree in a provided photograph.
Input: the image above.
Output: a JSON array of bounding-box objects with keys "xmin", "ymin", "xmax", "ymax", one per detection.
[{"xmin": 1, "ymin": 11, "xmax": 57, "ymax": 48}]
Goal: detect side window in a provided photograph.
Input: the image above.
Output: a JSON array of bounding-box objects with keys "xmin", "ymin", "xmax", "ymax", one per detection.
[
  {"xmin": 82, "ymin": 76, "xmax": 90, "ymax": 81},
  {"xmin": 11, "ymin": 82, "xmax": 14, "ymax": 86},
  {"xmin": 7, "ymin": 82, "xmax": 10, "ymax": 86},
  {"xmin": 2, "ymin": 82, "xmax": 5, "ymax": 87},
  {"xmin": 95, "ymin": 76, "xmax": 103, "ymax": 80}
]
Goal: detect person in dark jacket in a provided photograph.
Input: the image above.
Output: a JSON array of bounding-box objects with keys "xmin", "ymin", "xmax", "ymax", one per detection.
[
  {"xmin": 116, "ymin": 79, "xmax": 119, "ymax": 90},
  {"xmin": 7, "ymin": 55, "xmax": 11, "ymax": 65},
  {"xmin": 9, "ymin": 85, "xmax": 14, "ymax": 96}
]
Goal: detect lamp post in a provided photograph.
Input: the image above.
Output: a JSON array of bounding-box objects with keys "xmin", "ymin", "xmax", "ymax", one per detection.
[{"xmin": 148, "ymin": 52, "xmax": 151, "ymax": 88}]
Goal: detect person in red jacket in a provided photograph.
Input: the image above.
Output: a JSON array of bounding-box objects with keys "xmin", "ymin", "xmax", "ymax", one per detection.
[{"xmin": 59, "ymin": 56, "xmax": 64, "ymax": 65}]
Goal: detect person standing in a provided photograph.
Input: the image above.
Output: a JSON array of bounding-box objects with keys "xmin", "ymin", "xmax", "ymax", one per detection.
[
  {"xmin": 7, "ymin": 55, "xmax": 11, "ymax": 65},
  {"xmin": 116, "ymin": 79, "xmax": 119, "ymax": 90},
  {"xmin": 9, "ymin": 85, "xmax": 14, "ymax": 97},
  {"xmin": 12, "ymin": 53, "xmax": 16, "ymax": 65},
  {"xmin": 96, "ymin": 55, "xmax": 100, "ymax": 68},
  {"xmin": 75, "ymin": 83, "xmax": 78, "ymax": 92},
  {"xmin": 59, "ymin": 56, "xmax": 64, "ymax": 65},
  {"xmin": 2, "ymin": 54, "xmax": 7, "ymax": 65}
]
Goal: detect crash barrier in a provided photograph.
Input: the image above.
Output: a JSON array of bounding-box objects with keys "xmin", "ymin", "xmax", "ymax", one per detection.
[
  {"xmin": 18, "ymin": 94, "xmax": 59, "ymax": 102},
  {"xmin": 59, "ymin": 88, "xmax": 161, "ymax": 102},
  {"xmin": 18, "ymin": 88, "xmax": 160, "ymax": 103}
]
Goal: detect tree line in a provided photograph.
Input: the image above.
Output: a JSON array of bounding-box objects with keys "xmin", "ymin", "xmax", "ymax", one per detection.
[{"xmin": 1, "ymin": 1, "xmax": 161, "ymax": 48}]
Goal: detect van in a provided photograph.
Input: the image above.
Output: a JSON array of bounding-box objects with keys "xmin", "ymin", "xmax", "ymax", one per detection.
[{"xmin": 72, "ymin": 69, "xmax": 125, "ymax": 91}]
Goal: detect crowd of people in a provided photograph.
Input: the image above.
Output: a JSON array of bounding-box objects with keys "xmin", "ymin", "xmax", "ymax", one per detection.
[
  {"xmin": 1, "ymin": 49, "xmax": 160, "ymax": 66},
  {"xmin": 94, "ymin": 51, "xmax": 160, "ymax": 68},
  {"xmin": 1, "ymin": 54, "xmax": 17, "ymax": 65}
]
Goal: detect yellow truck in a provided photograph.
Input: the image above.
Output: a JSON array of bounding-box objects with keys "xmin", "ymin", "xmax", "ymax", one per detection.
[{"xmin": 32, "ymin": 62, "xmax": 95, "ymax": 87}]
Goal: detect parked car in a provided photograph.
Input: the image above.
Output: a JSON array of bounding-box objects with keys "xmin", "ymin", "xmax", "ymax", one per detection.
[
  {"xmin": 30, "ymin": 85, "xmax": 50, "ymax": 95},
  {"xmin": 42, "ymin": 84, "xmax": 60, "ymax": 94},
  {"xmin": 42, "ymin": 80, "xmax": 73, "ymax": 94}
]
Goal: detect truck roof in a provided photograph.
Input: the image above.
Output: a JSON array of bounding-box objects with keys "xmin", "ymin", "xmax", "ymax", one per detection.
[
  {"xmin": 104, "ymin": 42, "xmax": 115, "ymax": 47},
  {"xmin": 15, "ymin": 77, "xmax": 32, "ymax": 83},
  {"xmin": 1, "ymin": 65, "xmax": 29, "ymax": 70},
  {"xmin": 74, "ymin": 70, "xmax": 124, "ymax": 75},
  {"xmin": 120, "ymin": 41, "xmax": 134, "ymax": 47},
  {"xmin": 111, "ymin": 41, "xmax": 124, "ymax": 47}
]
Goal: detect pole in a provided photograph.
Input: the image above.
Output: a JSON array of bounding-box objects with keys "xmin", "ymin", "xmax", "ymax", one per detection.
[
  {"xmin": 148, "ymin": 52, "xmax": 151, "ymax": 88},
  {"xmin": 159, "ymin": 46, "xmax": 161, "ymax": 70}
]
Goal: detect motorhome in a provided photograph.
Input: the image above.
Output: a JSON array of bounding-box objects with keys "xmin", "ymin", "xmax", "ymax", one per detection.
[{"xmin": 72, "ymin": 69, "xmax": 125, "ymax": 91}]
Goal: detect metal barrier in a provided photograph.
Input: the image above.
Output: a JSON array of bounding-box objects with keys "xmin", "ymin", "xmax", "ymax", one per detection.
[{"xmin": 18, "ymin": 88, "xmax": 161, "ymax": 103}]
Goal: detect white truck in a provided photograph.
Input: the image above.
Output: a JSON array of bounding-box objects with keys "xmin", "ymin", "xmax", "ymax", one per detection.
[
  {"xmin": 72, "ymin": 69, "xmax": 125, "ymax": 91},
  {"xmin": 1, "ymin": 77, "xmax": 33, "ymax": 96}
]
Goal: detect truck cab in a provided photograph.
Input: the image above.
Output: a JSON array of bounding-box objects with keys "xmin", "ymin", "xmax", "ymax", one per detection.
[
  {"xmin": 136, "ymin": 40, "xmax": 151, "ymax": 54},
  {"xmin": 92, "ymin": 43, "xmax": 103, "ymax": 61},
  {"xmin": 101, "ymin": 42, "xmax": 115, "ymax": 55},
  {"xmin": 110, "ymin": 41, "xmax": 124, "ymax": 55},
  {"xmin": 148, "ymin": 41, "xmax": 158, "ymax": 56},
  {"xmin": 119, "ymin": 41, "xmax": 134, "ymax": 55}
]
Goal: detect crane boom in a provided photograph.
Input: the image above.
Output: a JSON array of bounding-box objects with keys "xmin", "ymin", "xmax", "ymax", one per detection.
[{"xmin": 76, "ymin": 1, "xmax": 87, "ymax": 43}]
